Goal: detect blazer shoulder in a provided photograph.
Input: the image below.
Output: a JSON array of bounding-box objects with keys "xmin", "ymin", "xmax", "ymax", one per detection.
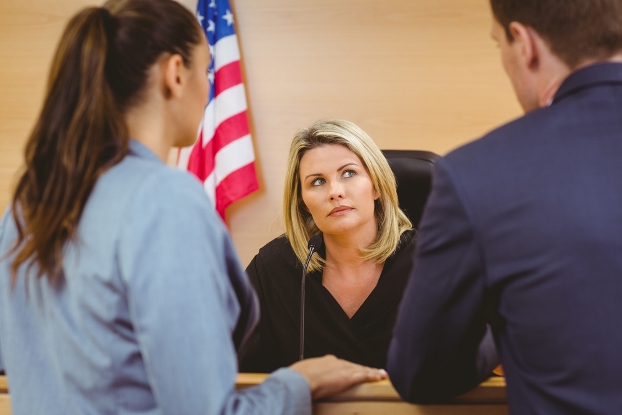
[
  {"xmin": 257, "ymin": 235, "xmax": 296, "ymax": 260},
  {"xmin": 248, "ymin": 235, "xmax": 301, "ymax": 278},
  {"xmin": 395, "ymin": 228, "xmax": 417, "ymax": 256},
  {"xmin": 445, "ymin": 104, "xmax": 565, "ymax": 168}
]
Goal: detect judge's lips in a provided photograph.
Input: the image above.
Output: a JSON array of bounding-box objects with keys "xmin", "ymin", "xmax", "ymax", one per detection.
[{"xmin": 328, "ymin": 206, "xmax": 353, "ymax": 216}]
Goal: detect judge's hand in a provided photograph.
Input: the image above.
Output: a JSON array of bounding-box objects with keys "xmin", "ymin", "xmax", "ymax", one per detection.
[{"xmin": 290, "ymin": 354, "xmax": 387, "ymax": 399}]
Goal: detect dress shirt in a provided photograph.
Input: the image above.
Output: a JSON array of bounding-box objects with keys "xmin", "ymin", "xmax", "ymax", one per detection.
[{"xmin": 0, "ymin": 140, "xmax": 310, "ymax": 415}]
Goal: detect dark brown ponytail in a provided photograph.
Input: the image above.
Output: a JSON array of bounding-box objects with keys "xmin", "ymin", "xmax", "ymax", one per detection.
[{"xmin": 10, "ymin": 0, "xmax": 202, "ymax": 285}]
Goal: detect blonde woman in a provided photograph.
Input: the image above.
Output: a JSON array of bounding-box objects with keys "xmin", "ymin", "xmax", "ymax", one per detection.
[{"xmin": 239, "ymin": 119, "xmax": 416, "ymax": 373}]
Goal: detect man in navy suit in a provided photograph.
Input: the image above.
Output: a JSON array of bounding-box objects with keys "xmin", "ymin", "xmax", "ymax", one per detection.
[{"xmin": 387, "ymin": 1, "xmax": 622, "ymax": 413}]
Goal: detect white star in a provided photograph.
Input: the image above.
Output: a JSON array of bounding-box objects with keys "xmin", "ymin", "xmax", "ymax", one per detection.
[
  {"xmin": 207, "ymin": 20, "xmax": 215, "ymax": 32},
  {"xmin": 197, "ymin": 12, "xmax": 204, "ymax": 25},
  {"xmin": 208, "ymin": 70, "xmax": 215, "ymax": 84},
  {"xmin": 208, "ymin": 0, "xmax": 216, "ymax": 8},
  {"xmin": 222, "ymin": 9, "xmax": 234, "ymax": 26}
]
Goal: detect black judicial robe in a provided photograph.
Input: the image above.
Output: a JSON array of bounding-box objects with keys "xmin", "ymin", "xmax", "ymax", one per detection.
[{"xmin": 238, "ymin": 229, "xmax": 417, "ymax": 373}]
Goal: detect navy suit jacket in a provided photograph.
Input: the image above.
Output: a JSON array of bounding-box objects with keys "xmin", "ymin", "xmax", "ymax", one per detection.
[{"xmin": 388, "ymin": 63, "xmax": 622, "ymax": 414}]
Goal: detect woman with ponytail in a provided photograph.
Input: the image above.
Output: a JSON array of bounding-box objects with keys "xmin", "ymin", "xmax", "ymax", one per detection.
[{"xmin": 0, "ymin": 1, "xmax": 384, "ymax": 414}]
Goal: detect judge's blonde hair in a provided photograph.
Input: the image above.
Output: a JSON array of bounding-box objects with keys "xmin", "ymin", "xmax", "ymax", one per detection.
[{"xmin": 283, "ymin": 119, "xmax": 412, "ymax": 273}]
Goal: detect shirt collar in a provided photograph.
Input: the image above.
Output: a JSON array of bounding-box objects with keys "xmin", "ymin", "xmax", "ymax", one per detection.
[
  {"xmin": 553, "ymin": 62, "xmax": 622, "ymax": 105},
  {"xmin": 128, "ymin": 139, "xmax": 163, "ymax": 164}
]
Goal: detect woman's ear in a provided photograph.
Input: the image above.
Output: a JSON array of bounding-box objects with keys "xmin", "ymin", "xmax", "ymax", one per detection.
[{"xmin": 161, "ymin": 54, "xmax": 185, "ymax": 99}]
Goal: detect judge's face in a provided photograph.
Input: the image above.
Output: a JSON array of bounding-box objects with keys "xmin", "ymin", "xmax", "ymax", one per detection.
[{"xmin": 299, "ymin": 144, "xmax": 379, "ymax": 237}]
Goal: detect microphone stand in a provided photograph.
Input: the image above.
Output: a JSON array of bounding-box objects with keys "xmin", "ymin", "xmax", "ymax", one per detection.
[{"xmin": 300, "ymin": 235, "xmax": 322, "ymax": 360}]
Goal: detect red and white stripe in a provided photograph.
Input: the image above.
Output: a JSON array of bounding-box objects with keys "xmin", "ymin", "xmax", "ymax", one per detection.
[{"xmin": 177, "ymin": 33, "xmax": 259, "ymax": 222}]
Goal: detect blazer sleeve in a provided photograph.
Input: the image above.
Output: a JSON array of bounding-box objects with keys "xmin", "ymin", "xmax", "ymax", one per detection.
[
  {"xmin": 387, "ymin": 157, "xmax": 499, "ymax": 403},
  {"xmin": 238, "ymin": 255, "xmax": 282, "ymax": 373},
  {"xmin": 119, "ymin": 171, "xmax": 310, "ymax": 415}
]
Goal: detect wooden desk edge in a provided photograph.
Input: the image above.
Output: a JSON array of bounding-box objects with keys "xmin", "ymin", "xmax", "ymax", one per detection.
[
  {"xmin": 0, "ymin": 374, "xmax": 507, "ymax": 404},
  {"xmin": 237, "ymin": 373, "xmax": 506, "ymax": 404}
]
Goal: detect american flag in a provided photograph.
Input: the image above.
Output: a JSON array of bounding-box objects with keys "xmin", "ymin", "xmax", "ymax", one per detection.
[{"xmin": 177, "ymin": 0, "xmax": 259, "ymax": 222}]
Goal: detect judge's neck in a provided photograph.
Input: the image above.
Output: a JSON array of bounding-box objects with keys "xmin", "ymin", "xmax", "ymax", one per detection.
[{"xmin": 323, "ymin": 222, "xmax": 377, "ymax": 271}]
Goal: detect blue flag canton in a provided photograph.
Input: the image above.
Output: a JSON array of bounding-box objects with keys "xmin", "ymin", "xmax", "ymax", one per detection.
[
  {"xmin": 197, "ymin": 0, "xmax": 237, "ymax": 101},
  {"xmin": 197, "ymin": 0, "xmax": 237, "ymax": 47}
]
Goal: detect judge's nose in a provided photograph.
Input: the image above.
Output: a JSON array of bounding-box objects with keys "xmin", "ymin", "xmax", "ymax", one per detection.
[{"xmin": 328, "ymin": 181, "xmax": 344, "ymax": 201}]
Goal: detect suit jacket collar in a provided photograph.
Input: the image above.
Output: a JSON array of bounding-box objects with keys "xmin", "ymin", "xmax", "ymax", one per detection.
[{"xmin": 553, "ymin": 62, "xmax": 622, "ymax": 105}]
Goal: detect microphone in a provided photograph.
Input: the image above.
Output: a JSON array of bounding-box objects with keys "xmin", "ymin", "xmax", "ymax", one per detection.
[{"xmin": 300, "ymin": 234, "xmax": 323, "ymax": 360}]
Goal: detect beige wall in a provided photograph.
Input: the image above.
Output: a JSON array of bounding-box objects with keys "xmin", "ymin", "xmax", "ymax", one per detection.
[
  {"xmin": 0, "ymin": 0, "xmax": 522, "ymax": 267},
  {"xmin": 0, "ymin": 0, "xmax": 97, "ymax": 224}
]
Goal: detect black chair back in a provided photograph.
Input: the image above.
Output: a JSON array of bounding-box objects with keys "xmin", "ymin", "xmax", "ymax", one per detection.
[{"xmin": 381, "ymin": 150, "xmax": 440, "ymax": 228}]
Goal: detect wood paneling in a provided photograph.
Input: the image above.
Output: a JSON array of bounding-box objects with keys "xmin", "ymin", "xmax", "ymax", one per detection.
[
  {"xmin": 0, "ymin": 377, "xmax": 7, "ymax": 415},
  {"xmin": 0, "ymin": 395, "xmax": 9, "ymax": 415},
  {"xmin": 226, "ymin": 0, "xmax": 522, "ymax": 265},
  {"xmin": 238, "ymin": 374, "xmax": 509, "ymax": 415},
  {"xmin": 0, "ymin": 0, "xmax": 522, "ymax": 266},
  {"xmin": 0, "ymin": 375, "xmax": 509, "ymax": 415},
  {"xmin": 237, "ymin": 374, "xmax": 507, "ymax": 403},
  {"xmin": 0, "ymin": 0, "xmax": 99, "ymax": 214}
]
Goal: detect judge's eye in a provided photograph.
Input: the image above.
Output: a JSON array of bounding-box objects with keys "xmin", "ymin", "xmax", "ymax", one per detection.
[
  {"xmin": 311, "ymin": 178, "xmax": 326, "ymax": 186},
  {"xmin": 342, "ymin": 170, "xmax": 356, "ymax": 178}
]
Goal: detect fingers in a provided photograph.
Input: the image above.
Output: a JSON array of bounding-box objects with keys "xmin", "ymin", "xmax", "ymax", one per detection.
[
  {"xmin": 345, "ymin": 361, "xmax": 387, "ymax": 383},
  {"xmin": 366, "ymin": 367, "xmax": 388, "ymax": 381},
  {"xmin": 316, "ymin": 360, "xmax": 386, "ymax": 399},
  {"xmin": 290, "ymin": 355, "xmax": 387, "ymax": 400}
]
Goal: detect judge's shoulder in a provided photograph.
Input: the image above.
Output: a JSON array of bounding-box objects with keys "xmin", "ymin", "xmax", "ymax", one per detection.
[
  {"xmin": 249, "ymin": 228, "xmax": 416, "ymax": 274},
  {"xmin": 393, "ymin": 228, "xmax": 417, "ymax": 255},
  {"xmin": 247, "ymin": 234, "xmax": 302, "ymax": 273},
  {"xmin": 257, "ymin": 234, "xmax": 297, "ymax": 259},
  {"xmin": 399, "ymin": 228, "xmax": 417, "ymax": 246}
]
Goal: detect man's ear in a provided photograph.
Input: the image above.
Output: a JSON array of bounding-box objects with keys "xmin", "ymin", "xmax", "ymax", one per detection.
[
  {"xmin": 508, "ymin": 21, "xmax": 540, "ymax": 72},
  {"xmin": 161, "ymin": 54, "xmax": 185, "ymax": 100}
]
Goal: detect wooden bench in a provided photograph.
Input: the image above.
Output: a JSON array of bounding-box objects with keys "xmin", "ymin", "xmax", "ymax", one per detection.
[
  {"xmin": 0, "ymin": 376, "xmax": 9, "ymax": 415},
  {"xmin": 0, "ymin": 374, "xmax": 508, "ymax": 414},
  {"xmin": 239, "ymin": 373, "xmax": 507, "ymax": 414}
]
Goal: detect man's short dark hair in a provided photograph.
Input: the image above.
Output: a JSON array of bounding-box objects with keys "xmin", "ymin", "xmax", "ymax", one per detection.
[{"xmin": 490, "ymin": 0, "xmax": 622, "ymax": 68}]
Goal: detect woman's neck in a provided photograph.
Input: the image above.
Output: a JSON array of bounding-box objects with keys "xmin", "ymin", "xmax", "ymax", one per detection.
[
  {"xmin": 322, "ymin": 220, "xmax": 377, "ymax": 271},
  {"xmin": 322, "ymin": 225, "xmax": 384, "ymax": 318},
  {"xmin": 124, "ymin": 93, "xmax": 174, "ymax": 162}
]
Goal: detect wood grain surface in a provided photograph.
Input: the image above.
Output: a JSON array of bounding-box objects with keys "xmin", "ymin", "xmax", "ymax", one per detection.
[
  {"xmin": 1, "ymin": 374, "xmax": 509, "ymax": 415},
  {"xmin": 0, "ymin": 0, "xmax": 522, "ymax": 265},
  {"xmin": 237, "ymin": 373, "xmax": 508, "ymax": 415}
]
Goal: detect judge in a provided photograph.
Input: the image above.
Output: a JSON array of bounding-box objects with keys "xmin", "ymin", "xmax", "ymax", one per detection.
[{"xmin": 239, "ymin": 119, "xmax": 416, "ymax": 372}]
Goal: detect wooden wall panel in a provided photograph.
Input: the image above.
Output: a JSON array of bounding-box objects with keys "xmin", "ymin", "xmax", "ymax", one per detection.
[
  {"xmin": 0, "ymin": 0, "xmax": 99, "ymax": 216},
  {"xmin": 227, "ymin": 0, "xmax": 522, "ymax": 265},
  {"xmin": 0, "ymin": 0, "xmax": 522, "ymax": 267}
]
